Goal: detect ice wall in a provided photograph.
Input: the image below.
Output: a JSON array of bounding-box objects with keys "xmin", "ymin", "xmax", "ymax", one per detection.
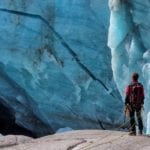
[
  {"xmin": 108, "ymin": 0, "xmax": 150, "ymax": 130},
  {"xmin": 146, "ymin": 112, "xmax": 150, "ymax": 134},
  {"xmin": 0, "ymin": 0, "xmax": 123, "ymax": 136}
]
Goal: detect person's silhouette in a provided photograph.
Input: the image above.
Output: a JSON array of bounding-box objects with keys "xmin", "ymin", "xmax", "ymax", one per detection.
[{"xmin": 125, "ymin": 73, "xmax": 144, "ymax": 135}]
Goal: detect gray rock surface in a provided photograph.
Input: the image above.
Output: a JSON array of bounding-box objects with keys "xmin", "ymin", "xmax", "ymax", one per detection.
[
  {"xmin": 1, "ymin": 130, "xmax": 150, "ymax": 150},
  {"xmin": 0, "ymin": 135, "xmax": 32, "ymax": 148}
]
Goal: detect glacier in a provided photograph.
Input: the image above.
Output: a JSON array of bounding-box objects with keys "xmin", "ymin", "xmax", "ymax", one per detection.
[
  {"xmin": 1, "ymin": 0, "xmax": 150, "ymax": 137},
  {"xmin": 108, "ymin": 0, "xmax": 150, "ymax": 133},
  {"xmin": 0, "ymin": 0, "xmax": 123, "ymax": 136}
]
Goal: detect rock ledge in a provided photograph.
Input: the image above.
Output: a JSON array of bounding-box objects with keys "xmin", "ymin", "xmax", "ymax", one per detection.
[{"xmin": 1, "ymin": 130, "xmax": 150, "ymax": 150}]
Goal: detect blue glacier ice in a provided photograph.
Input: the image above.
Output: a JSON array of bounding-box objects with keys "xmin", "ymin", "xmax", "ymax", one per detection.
[
  {"xmin": 108, "ymin": 0, "xmax": 150, "ymax": 133},
  {"xmin": 0, "ymin": 0, "xmax": 123, "ymax": 136},
  {"xmin": 146, "ymin": 112, "xmax": 150, "ymax": 135}
]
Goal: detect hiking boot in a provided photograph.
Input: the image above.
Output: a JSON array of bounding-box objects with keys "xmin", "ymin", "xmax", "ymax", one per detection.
[
  {"xmin": 138, "ymin": 130, "xmax": 143, "ymax": 135},
  {"xmin": 129, "ymin": 131, "xmax": 136, "ymax": 136}
]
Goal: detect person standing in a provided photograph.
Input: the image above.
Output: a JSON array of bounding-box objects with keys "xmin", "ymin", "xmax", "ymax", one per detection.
[{"xmin": 125, "ymin": 73, "xmax": 145, "ymax": 135}]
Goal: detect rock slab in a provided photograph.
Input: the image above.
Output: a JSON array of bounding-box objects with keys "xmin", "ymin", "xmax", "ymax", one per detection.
[{"xmin": 1, "ymin": 130, "xmax": 150, "ymax": 150}]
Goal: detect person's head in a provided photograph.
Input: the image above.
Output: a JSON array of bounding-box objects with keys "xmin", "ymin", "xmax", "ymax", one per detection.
[{"xmin": 132, "ymin": 72, "xmax": 139, "ymax": 82}]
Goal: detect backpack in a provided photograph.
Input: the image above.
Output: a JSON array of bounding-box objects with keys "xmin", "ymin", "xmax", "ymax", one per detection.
[{"xmin": 129, "ymin": 82, "xmax": 143, "ymax": 105}]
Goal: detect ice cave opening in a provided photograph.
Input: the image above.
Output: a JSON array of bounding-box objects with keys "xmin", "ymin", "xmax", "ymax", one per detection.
[{"xmin": 0, "ymin": 100, "xmax": 36, "ymax": 138}]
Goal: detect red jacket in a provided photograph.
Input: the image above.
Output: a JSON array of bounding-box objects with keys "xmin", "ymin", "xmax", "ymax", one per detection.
[{"xmin": 125, "ymin": 81, "xmax": 144, "ymax": 105}]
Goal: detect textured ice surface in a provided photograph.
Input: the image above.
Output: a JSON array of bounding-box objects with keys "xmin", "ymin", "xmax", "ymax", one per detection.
[
  {"xmin": 0, "ymin": 0, "xmax": 123, "ymax": 135},
  {"xmin": 146, "ymin": 112, "xmax": 150, "ymax": 135},
  {"xmin": 108, "ymin": 0, "xmax": 150, "ymax": 130},
  {"xmin": 56, "ymin": 127, "xmax": 73, "ymax": 133}
]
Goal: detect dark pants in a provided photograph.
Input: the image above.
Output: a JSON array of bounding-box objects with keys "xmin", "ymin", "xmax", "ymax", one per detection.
[{"xmin": 129, "ymin": 105, "xmax": 143, "ymax": 133}]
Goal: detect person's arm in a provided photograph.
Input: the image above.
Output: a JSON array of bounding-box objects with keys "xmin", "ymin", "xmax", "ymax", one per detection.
[
  {"xmin": 125, "ymin": 85, "xmax": 130, "ymax": 105},
  {"xmin": 141, "ymin": 85, "xmax": 145, "ymax": 104}
]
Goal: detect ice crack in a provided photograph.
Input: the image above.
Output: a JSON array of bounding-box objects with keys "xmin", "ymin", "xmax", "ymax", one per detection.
[{"xmin": 0, "ymin": 8, "xmax": 115, "ymax": 98}]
